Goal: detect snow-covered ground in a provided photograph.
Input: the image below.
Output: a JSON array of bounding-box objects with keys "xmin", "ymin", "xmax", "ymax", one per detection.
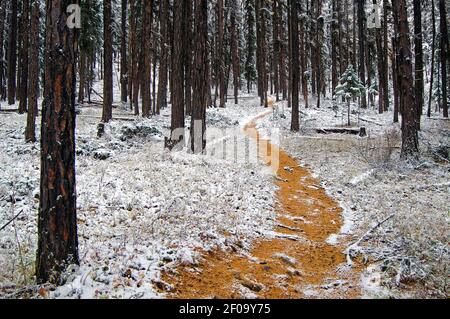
[
  {"xmin": 0, "ymin": 98, "xmax": 277, "ymax": 299},
  {"xmin": 1, "ymin": 92, "xmax": 448, "ymax": 299},
  {"xmin": 258, "ymin": 97, "xmax": 449, "ymax": 298}
]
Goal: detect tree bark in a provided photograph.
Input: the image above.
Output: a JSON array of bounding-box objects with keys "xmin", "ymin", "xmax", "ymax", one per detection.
[
  {"xmin": 218, "ymin": 0, "xmax": 225, "ymax": 108},
  {"xmin": 231, "ymin": 0, "xmax": 240, "ymax": 105},
  {"xmin": 439, "ymin": 0, "xmax": 449, "ymax": 117},
  {"xmin": 357, "ymin": 0, "xmax": 367, "ymax": 109},
  {"xmin": 157, "ymin": 0, "xmax": 169, "ymax": 114},
  {"xmin": 7, "ymin": 0, "xmax": 18, "ymax": 105},
  {"xmin": 142, "ymin": 0, "xmax": 153, "ymax": 117},
  {"xmin": 393, "ymin": 0, "xmax": 419, "ymax": 159},
  {"xmin": 413, "ymin": 0, "xmax": 424, "ymax": 128},
  {"xmin": 428, "ymin": 0, "xmax": 437, "ymax": 117},
  {"xmin": 25, "ymin": 0, "xmax": 39, "ymax": 143},
  {"xmin": 102, "ymin": 0, "xmax": 113, "ymax": 123},
  {"xmin": 0, "ymin": 1, "xmax": 6, "ymax": 102},
  {"xmin": 120, "ymin": 0, "xmax": 128, "ymax": 103},
  {"xmin": 290, "ymin": 0, "xmax": 299, "ymax": 131},
  {"xmin": 37, "ymin": 0, "xmax": 79, "ymax": 284},
  {"xmin": 18, "ymin": 0, "xmax": 30, "ymax": 114},
  {"xmin": 191, "ymin": 0, "xmax": 208, "ymax": 154},
  {"xmin": 169, "ymin": 0, "xmax": 186, "ymax": 147}
]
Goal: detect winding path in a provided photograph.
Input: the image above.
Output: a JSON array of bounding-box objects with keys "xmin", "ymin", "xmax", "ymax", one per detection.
[{"xmin": 162, "ymin": 101, "xmax": 361, "ymax": 298}]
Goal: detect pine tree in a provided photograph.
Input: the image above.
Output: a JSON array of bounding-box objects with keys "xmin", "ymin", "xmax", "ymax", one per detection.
[
  {"xmin": 120, "ymin": 0, "xmax": 128, "ymax": 103},
  {"xmin": 244, "ymin": 0, "xmax": 257, "ymax": 93},
  {"xmin": 289, "ymin": 0, "xmax": 300, "ymax": 131},
  {"xmin": 25, "ymin": 0, "xmax": 40, "ymax": 143},
  {"xmin": 393, "ymin": 0, "xmax": 420, "ymax": 159},
  {"xmin": 7, "ymin": 0, "xmax": 18, "ymax": 105},
  {"xmin": 157, "ymin": 0, "xmax": 169, "ymax": 113},
  {"xmin": 334, "ymin": 65, "xmax": 365, "ymax": 126},
  {"xmin": 191, "ymin": 0, "xmax": 208, "ymax": 154},
  {"xmin": 102, "ymin": 0, "xmax": 113, "ymax": 123},
  {"xmin": 142, "ymin": 0, "xmax": 153, "ymax": 118},
  {"xmin": 18, "ymin": 0, "xmax": 30, "ymax": 114},
  {"xmin": 37, "ymin": 0, "xmax": 79, "ymax": 284}
]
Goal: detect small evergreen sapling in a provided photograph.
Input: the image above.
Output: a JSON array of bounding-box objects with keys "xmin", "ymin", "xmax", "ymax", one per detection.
[{"xmin": 334, "ymin": 65, "xmax": 366, "ymax": 126}]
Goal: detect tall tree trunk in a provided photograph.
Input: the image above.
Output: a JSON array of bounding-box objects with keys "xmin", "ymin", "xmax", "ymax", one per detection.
[
  {"xmin": 392, "ymin": 37, "xmax": 400, "ymax": 123},
  {"xmin": 142, "ymin": 0, "xmax": 153, "ymax": 118},
  {"xmin": 299, "ymin": 5, "xmax": 308, "ymax": 108},
  {"xmin": 393, "ymin": 0, "xmax": 419, "ymax": 159},
  {"xmin": 120, "ymin": 0, "xmax": 128, "ymax": 103},
  {"xmin": 382, "ymin": 0, "xmax": 389, "ymax": 112},
  {"xmin": 184, "ymin": 0, "xmax": 193, "ymax": 115},
  {"xmin": 256, "ymin": 0, "xmax": 268, "ymax": 107},
  {"xmin": 428, "ymin": 0, "xmax": 437, "ymax": 117},
  {"xmin": 439, "ymin": 0, "xmax": 449, "ymax": 117},
  {"xmin": 25, "ymin": 0, "xmax": 39, "ymax": 143},
  {"xmin": 272, "ymin": 0, "xmax": 280, "ymax": 101},
  {"xmin": 357, "ymin": 0, "xmax": 367, "ymax": 108},
  {"xmin": 18, "ymin": 0, "xmax": 30, "ymax": 114},
  {"xmin": 102, "ymin": 0, "xmax": 113, "ymax": 123},
  {"xmin": 169, "ymin": 0, "xmax": 186, "ymax": 147},
  {"xmin": 7, "ymin": 0, "xmax": 18, "ymax": 105},
  {"xmin": 316, "ymin": 1, "xmax": 323, "ymax": 109},
  {"xmin": 279, "ymin": 1, "xmax": 287, "ymax": 100},
  {"xmin": 191, "ymin": 0, "xmax": 208, "ymax": 154},
  {"xmin": 413, "ymin": 0, "xmax": 424, "ymax": 128},
  {"xmin": 37, "ymin": 0, "xmax": 79, "ymax": 284},
  {"xmin": 331, "ymin": 0, "xmax": 339, "ymax": 94},
  {"xmin": 231, "ymin": 0, "xmax": 240, "ymax": 105},
  {"xmin": 218, "ymin": 0, "xmax": 225, "ymax": 108},
  {"xmin": 130, "ymin": 0, "xmax": 140, "ymax": 115},
  {"xmin": 157, "ymin": 0, "xmax": 169, "ymax": 114},
  {"xmin": 375, "ymin": 0, "xmax": 385, "ymax": 114},
  {"xmin": 0, "ymin": 1, "xmax": 6, "ymax": 102},
  {"xmin": 290, "ymin": 0, "xmax": 299, "ymax": 131},
  {"xmin": 244, "ymin": 0, "xmax": 256, "ymax": 94},
  {"xmin": 78, "ymin": 52, "xmax": 86, "ymax": 104}
]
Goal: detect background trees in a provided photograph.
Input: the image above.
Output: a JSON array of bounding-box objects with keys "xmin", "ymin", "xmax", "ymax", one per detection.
[{"xmin": 0, "ymin": 0, "xmax": 446, "ymax": 285}]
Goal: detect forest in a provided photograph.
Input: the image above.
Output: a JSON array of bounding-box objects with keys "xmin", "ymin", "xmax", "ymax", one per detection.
[{"xmin": 0, "ymin": 0, "xmax": 448, "ymax": 300}]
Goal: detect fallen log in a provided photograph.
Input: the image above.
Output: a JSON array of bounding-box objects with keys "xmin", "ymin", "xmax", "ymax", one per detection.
[{"xmin": 314, "ymin": 127, "xmax": 367, "ymax": 137}]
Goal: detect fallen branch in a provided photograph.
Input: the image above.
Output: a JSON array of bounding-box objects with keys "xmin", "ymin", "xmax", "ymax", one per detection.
[
  {"xmin": 276, "ymin": 223, "xmax": 303, "ymax": 232},
  {"xmin": 0, "ymin": 210, "xmax": 23, "ymax": 232},
  {"xmin": 346, "ymin": 214, "xmax": 395, "ymax": 265}
]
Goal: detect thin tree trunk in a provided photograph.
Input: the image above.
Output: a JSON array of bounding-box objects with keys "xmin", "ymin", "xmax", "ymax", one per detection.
[
  {"xmin": 142, "ymin": 0, "xmax": 153, "ymax": 118},
  {"xmin": 357, "ymin": 0, "xmax": 367, "ymax": 108},
  {"xmin": 290, "ymin": 0, "xmax": 299, "ymax": 132},
  {"xmin": 102, "ymin": 0, "xmax": 113, "ymax": 123},
  {"xmin": 25, "ymin": 0, "xmax": 39, "ymax": 143},
  {"xmin": 120, "ymin": 0, "xmax": 128, "ymax": 103},
  {"xmin": 218, "ymin": 0, "xmax": 225, "ymax": 108},
  {"xmin": 184, "ymin": 0, "xmax": 193, "ymax": 115},
  {"xmin": 18, "ymin": 0, "xmax": 30, "ymax": 114},
  {"xmin": 428, "ymin": 0, "xmax": 437, "ymax": 118},
  {"xmin": 413, "ymin": 0, "xmax": 424, "ymax": 128},
  {"xmin": 231, "ymin": 0, "xmax": 240, "ymax": 105},
  {"xmin": 0, "ymin": 1, "xmax": 6, "ymax": 102},
  {"xmin": 157, "ymin": 0, "xmax": 169, "ymax": 114},
  {"xmin": 439, "ymin": 0, "xmax": 449, "ymax": 117},
  {"xmin": 7, "ymin": 0, "xmax": 18, "ymax": 105}
]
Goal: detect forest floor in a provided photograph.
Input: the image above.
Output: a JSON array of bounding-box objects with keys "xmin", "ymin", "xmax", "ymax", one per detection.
[{"xmin": 0, "ymin": 93, "xmax": 448, "ymax": 299}]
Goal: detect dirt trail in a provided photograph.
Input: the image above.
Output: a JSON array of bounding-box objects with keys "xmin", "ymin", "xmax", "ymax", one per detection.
[{"xmin": 162, "ymin": 101, "xmax": 361, "ymax": 299}]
